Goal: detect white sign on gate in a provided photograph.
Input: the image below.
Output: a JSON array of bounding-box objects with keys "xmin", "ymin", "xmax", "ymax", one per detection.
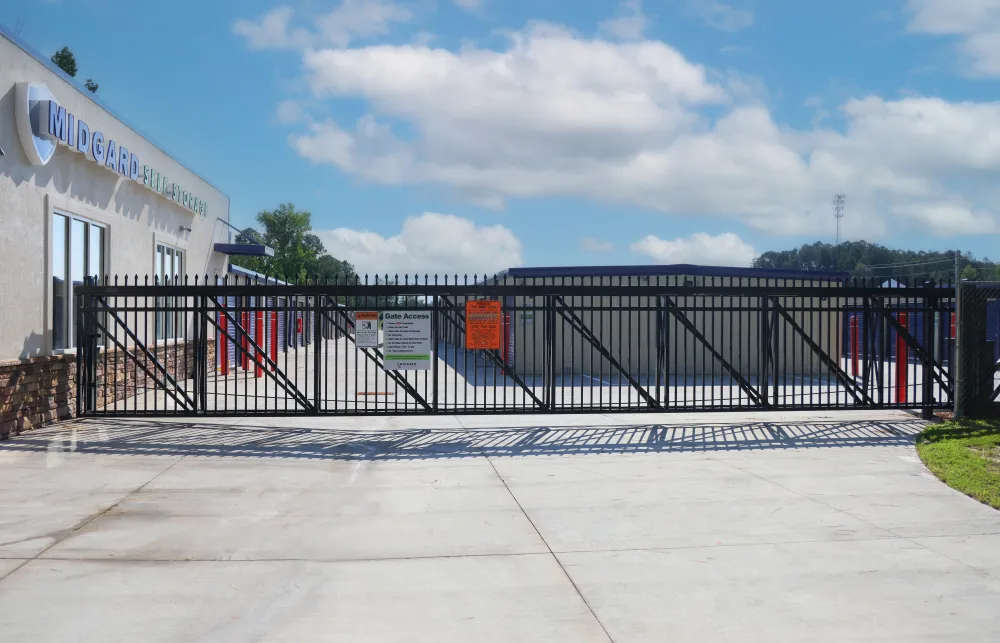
[
  {"xmin": 356, "ymin": 311, "xmax": 379, "ymax": 348},
  {"xmin": 383, "ymin": 311, "xmax": 432, "ymax": 370}
]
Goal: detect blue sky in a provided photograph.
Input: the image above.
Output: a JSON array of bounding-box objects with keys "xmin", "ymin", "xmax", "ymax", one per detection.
[{"xmin": 6, "ymin": 0, "xmax": 1000, "ymax": 275}]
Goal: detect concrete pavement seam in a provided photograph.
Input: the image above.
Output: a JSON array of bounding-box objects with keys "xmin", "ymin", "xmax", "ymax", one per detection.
[
  {"xmin": 457, "ymin": 416, "xmax": 617, "ymax": 643},
  {"xmin": 715, "ymin": 454, "xmax": 1000, "ymax": 583},
  {"xmin": 0, "ymin": 455, "xmax": 187, "ymax": 585}
]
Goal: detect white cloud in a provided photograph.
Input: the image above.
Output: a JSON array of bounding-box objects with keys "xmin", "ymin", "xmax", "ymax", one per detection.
[
  {"xmin": 631, "ymin": 232, "xmax": 756, "ymax": 266},
  {"xmin": 906, "ymin": 0, "xmax": 1000, "ymax": 76},
  {"xmin": 319, "ymin": 213, "xmax": 523, "ymax": 277},
  {"xmin": 317, "ymin": 0, "xmax": 412, "ymax": 47},
  {"xmin": 275, "ymin": 99, "xmax": 305, "ymax": 124},
  {"xmin": 261, "ymin": 17, "xmax": 1000, "ymax": 239},
  {"xmin": 686, "ymin": 1, "xmax": 754, "ymax": 32},
  {"xmin": 599, "ymin": 0, "xmax": 649, "ymax": 41},
  {"xmin": 233, "ymin": 0, "xmax": 411, "ymax": 50},
  {"xmin": 581, "ymin": 237, "xmax": 615, "ymax": 252},
  {"xmin": 233, "ymin": 7, "xmax": 310, "ymax": 50}
]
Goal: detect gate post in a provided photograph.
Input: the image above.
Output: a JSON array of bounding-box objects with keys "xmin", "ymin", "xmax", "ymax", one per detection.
[
  {"xmin": 78, "ymin": 278, "xmax": 98, "ymax": 415},
  {"xmin": 954, "ymin": 280, "xmax": 963, "ymax": 418},
  {"xmin": 922, "ymin": 289, "xmax": 935, "ymax": 419},
  {"xmin": 75, "ymin": 281, "xmax": 85, "ymax": 418}
]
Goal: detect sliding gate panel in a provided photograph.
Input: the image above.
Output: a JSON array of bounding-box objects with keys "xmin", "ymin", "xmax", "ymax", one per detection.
[{"xmin": 76, "ymin": 275, "xmax": 956, "ymax": 417}]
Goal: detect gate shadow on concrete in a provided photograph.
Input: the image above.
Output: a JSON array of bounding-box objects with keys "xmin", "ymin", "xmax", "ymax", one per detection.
[{"xmin": 0, "ymin": 417, "xmax": 927, "ymax": 461}]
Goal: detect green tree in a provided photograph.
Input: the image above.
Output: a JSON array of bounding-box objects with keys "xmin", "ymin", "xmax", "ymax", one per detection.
[
  {"xmin": 51, "ymin": 47, "xmax": 78, "ymax": 77},
  {"xmin": 961, "ymin": 264, "xmax": 979, "ymax": 281},
  {"xmin": 312, "ymin": 255, "xmax": 357, "ymax": 283},
  {"xmin": 754, "ymin": 241, "xmax": 989, "ymax": 284},
  {"xmin": 229, "ymin": 203, "xmax": 355, "ymax": 283},
  {"xmin": 51, "ymin": 47, "xmax": 99, "ymax": 93}
]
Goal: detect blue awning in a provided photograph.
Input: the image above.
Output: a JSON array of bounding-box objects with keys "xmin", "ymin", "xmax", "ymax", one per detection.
[{"xmin": 214, "ymin": 243, "xmax": 275, "ymax": 257}]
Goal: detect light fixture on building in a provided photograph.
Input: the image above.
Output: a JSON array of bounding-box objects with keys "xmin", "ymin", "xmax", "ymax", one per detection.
[{"xmin": 179, "ymin": 226, "xmax": 192, "ymax": 234}]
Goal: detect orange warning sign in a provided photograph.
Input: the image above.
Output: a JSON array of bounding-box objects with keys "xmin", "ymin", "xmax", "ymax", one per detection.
[{"xmin": 465, "ymin": 300, "xmax": 502, "ymax": 350}]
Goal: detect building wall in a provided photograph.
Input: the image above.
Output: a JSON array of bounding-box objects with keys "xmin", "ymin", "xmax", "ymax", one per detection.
[
  {"xmin": 0, "ymin": 33, "xmax": 230, "ymax": 362},
  {"xmin": 502, "ymin": 275, "xmax": 844, "ymax": 379}
]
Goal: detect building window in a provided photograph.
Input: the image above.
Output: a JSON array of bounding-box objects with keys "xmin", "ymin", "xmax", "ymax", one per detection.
[
  {"xmin": 155, "ymin": 243, "xmax": 185, "ymax": 340},
  {"xmin": 52, "ymin": 213, "xmax": 106, "ymax": 351}
]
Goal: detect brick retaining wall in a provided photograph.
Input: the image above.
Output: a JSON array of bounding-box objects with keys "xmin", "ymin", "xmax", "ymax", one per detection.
[{"xmin": 0, "ymin": 339, "xmax": 215, "ymax": 439}]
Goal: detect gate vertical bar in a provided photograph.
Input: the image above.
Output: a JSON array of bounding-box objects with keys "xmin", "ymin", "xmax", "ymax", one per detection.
[
  {"xmin": 191, "ymin": 293, "xmax": 201, "ymax": 414},
  {"xmin": 199, "ymin": 294, "xmax": 210, "ymax": 413},
  {"xmin": 923, "ymin": 287, "xmax": 935, "ymax": 418},
  {"xmin": 432, "ymin": 293, "xmax": 439, "ymax": 411},
  {"xmin": 759, "ymin": 293, "xmax": 769, "ymax": 408},
  {"xmin": 772, "ymin": 295, "xmax": 779, "ymax": 408},
  {"xmin": 313, "ymin": 295, "xmax": 323, "ymax": 413}
]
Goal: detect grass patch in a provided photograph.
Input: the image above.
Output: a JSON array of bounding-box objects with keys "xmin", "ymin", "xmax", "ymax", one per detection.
[{"xmin": 916, "ymin": 420, "xmax": 1000, "ymax": 511}]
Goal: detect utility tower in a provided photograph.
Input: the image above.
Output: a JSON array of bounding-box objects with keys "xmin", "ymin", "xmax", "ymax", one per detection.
[{"xmin": 833, "ymin": 194, "xmax": 845, "ymax": 246}]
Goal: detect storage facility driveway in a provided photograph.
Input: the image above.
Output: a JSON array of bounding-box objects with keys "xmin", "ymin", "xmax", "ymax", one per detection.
[{"xmin": 2, "ymin": 411, "xmax": 1000, "ymax": 642}]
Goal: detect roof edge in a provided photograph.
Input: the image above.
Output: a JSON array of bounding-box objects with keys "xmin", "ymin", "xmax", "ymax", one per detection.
[
  {"xmin": 0, "ymin": 23, "xmax": 230, "ymax": 201},
  {"xmin": 503, "ymin": 264, "xmax": 850, "ymax": 280}
]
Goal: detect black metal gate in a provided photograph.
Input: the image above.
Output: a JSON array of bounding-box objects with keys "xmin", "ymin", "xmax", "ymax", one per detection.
[
  {"xmin": 956, "ymin": 282, "xmax": 1000, "ymax": 417},
  {"xmin": 75, "ymin": 275, "xmax": 956, "ymax": 417}
]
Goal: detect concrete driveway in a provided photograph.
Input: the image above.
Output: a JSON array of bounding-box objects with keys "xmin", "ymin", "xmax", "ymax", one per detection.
[{"xmin": 1, "ymin": 410, "xmax": 999, "ymax": 642}]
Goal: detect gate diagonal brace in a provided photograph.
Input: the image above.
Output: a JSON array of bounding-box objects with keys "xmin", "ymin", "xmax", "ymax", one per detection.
[
  {"xmin": 438, "ymin": 296, "xmax": 547, "ymax": 411},
  {"xmin": 209, "ymin": 302, "xmax": 315, "ymax": 412},
  {"xmin": 877, "ymin": 306, "xmax": 953, "ymax": 396},
  {"xmin": 323, "ymin": 303, "xmax": 432, "ymax": 412},
  {"xmin": 92, "ymin": 300, "xmax": 196, "ymax": 411},
  {"xmin": 768, "ymin": 298, "xmax": 873, "ymax": 406},
  {"xmin": 662, "ymin": 298, "xmax": 763, "ymax": 407},
  {"xmin": 551, "ymin": 296, "xmax": 660, "ymax": 409}
]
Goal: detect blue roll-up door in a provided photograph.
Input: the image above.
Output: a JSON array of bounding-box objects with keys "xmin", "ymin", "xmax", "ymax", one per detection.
[
  {"xmin": 277, "ymin": 297, "xmax": 287, "ymax": 353},
  {"xmin": 218, "ymin": 295, "xmax": 238, "ymax": 370}
]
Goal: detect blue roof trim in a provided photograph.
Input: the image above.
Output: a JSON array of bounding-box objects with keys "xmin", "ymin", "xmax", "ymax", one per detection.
[
  {"xmin": 0, "ymin": 23, "xmax": 230, "ymax": 200},
  {"xmin": 227, "ymin": 264, "xmax": 287, "ymax": 285},
  {"xmin": 502, "ymin": 264, "xmax": 850, "ymax": 280}
]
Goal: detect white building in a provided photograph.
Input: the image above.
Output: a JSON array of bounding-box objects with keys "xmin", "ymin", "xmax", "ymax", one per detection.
[{"xmin": 0, "ymin": 26, "xmax": 231, "ymax": 435}]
